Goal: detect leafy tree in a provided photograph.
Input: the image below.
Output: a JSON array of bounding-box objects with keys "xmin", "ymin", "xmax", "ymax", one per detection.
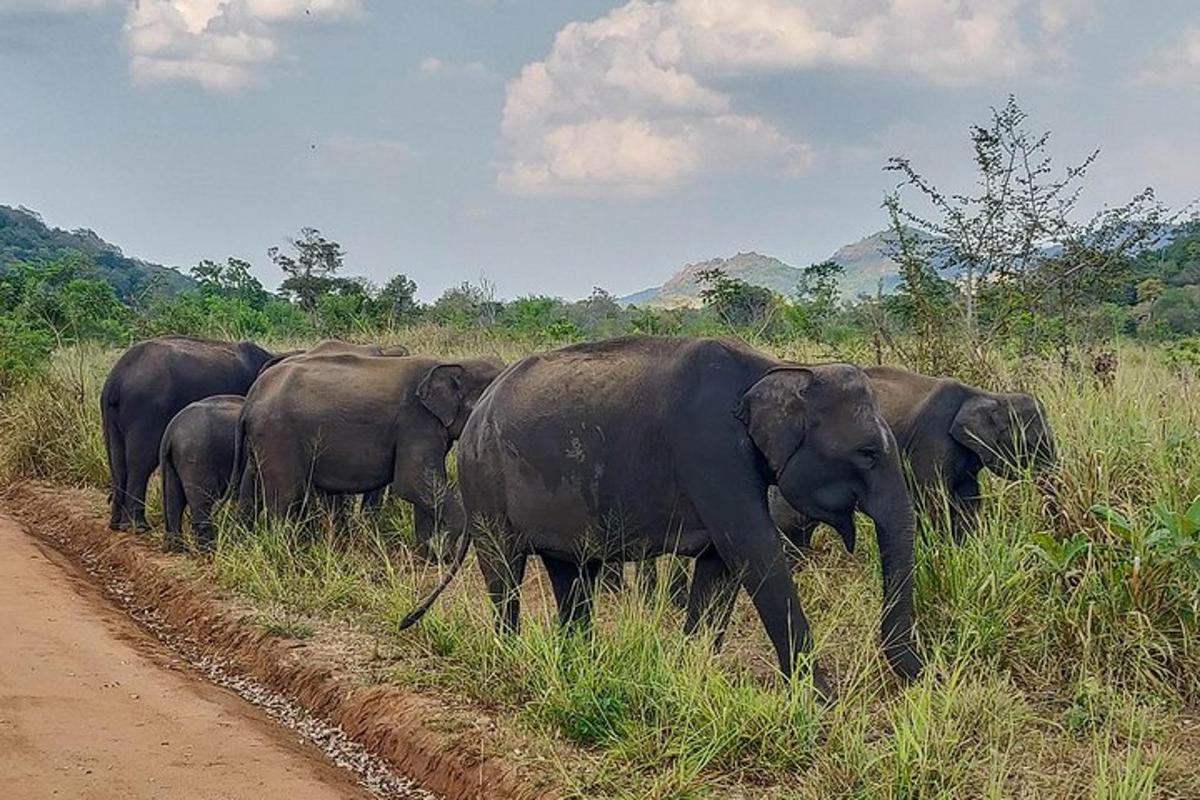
[
  {"xmin": 270, "ymin": 227, "xmax": 345, "ymax": 313},
  {"xmin": 794, "ymin": 259, "xmax": 844, "ymax": 341},
  {"xmin": 191, "ymin": 257, "xmax": 269, "ymax": 309},
  {"xmin": 696, "ymin": 267, "xmax": 776, "ymax": 331},
  {"xmin": 429, "ymin": 279, "xmax": 503, "ymax": 329},
  {"xmin": 372, "ymin": 273, "xmax": 420, "ymax": 326}
]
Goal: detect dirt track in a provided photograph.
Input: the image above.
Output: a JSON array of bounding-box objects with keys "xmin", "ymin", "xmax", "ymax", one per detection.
[{"xmin": 0, "ymin": 512, "xmax": 386, "ymax": 800}]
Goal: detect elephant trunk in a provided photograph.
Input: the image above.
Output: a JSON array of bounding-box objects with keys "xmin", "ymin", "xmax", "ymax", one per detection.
[{"xmin": 863, "ymin": 470, "xmax": 922, "ymax": 681}]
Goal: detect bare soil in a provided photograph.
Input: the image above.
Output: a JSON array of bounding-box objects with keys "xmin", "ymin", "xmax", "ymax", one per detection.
[
  {"xmin": 0, "ymin": 482, "xmax": 555, "ymax": 800},
  {"xmin": 0, "ymin": 511, "xmax": 388, "ymax": 800}
]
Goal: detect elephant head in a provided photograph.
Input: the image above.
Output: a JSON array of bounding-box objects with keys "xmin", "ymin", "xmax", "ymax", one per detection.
[
  {"xmin": 950, "ymin": 390, "xmax": 1056, "ymax": 479},
  {"xmin": 418, "ymin": 359, "xmax": 505, "ymax": 439},
  {"xmin": 737, "ymin": 363, "xmax": 921, "ymax": 680}
]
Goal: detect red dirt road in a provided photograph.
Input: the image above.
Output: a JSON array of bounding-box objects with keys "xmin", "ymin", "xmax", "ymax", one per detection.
[{"xmin": 0, "ymin": 513, "xmax": 378, "ymax": 800}]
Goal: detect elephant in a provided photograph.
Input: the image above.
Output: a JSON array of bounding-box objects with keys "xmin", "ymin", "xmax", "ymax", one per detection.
[
  {"xmin": 398, "ymin": 336, "xmax": 922, "ymax": 691},
  {"xmin": 771, "ymin": 365, "xmax": 1057, "ymax": 547},
  {"xmin": 159, "ymin": 395, "xmax": 243, "ymax": 553},
  {"xmin": 101, "ymin": 336, "xmax": 280, "ymax": 532},
  {"xmin": 261, "ymin": 340, "xmax": 411, "ymax": 517},
  {"xmin": 234, "ymin": 350, "xmax": 503, "ymax": 557}
]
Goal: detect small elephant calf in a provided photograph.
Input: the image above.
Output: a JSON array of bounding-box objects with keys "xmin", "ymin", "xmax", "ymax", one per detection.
[{"xmin": 160, "ymin": 394, "xmax": 243, "ymax": 553}]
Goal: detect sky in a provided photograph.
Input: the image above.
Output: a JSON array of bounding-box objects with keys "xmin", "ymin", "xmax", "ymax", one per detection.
[{"xmin": 1, "ymin": 1, "xmax": 1198, "ymax": 301}]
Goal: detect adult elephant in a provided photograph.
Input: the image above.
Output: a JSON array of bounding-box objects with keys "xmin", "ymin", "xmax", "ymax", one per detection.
[
  {"xmin": 398, "ymin": 336, "xmax": 922, "ymax": 691},
  {"xmin": 235, "ymin": 351, "xmax": 503, "ymax": 557},
  {"xmin": 102, "ymin": 336, "xmax": 280, "ymax": 531},
  {"xmin": 771, "ymin": 365, "xmax": 1057, "ymax": 546}
]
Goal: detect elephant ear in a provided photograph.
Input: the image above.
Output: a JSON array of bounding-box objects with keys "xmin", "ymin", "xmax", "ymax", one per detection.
[
  {"xmin": 418, "ymin": 364, "xmax": 467, "ymax": 428},
  {"xmin": 735, "ymin": 368, "xmax": 812, "ymax": 475},
  {"xmin": 950, "ymin": 393, "xmax": 1008, "ymax": 466}
]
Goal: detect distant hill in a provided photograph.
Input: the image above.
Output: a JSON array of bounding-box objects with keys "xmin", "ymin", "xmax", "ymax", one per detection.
[
  {"xmin": 0, "ymin": 205, "xmax": 193, "ymax": 299},
  {"xmin": 619, "ymin": 229, "xmax": 920, "ymax": 308},
  {"xmin": 620, "ymin": 252, "xmax": 803, "ymax": 309}
]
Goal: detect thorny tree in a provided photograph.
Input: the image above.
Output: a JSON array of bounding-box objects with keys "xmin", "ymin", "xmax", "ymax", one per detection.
[{"xmin": 883, "ymin": 96, "xmax": 1185, "ymax": 371}]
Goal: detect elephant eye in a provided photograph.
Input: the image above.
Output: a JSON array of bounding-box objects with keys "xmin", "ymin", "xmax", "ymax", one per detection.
[{"xmin": 856, "ymin": 447, "xmax": 879, "ymax": 467}]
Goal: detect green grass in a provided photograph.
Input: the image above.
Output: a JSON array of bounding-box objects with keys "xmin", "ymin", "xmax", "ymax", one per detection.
[{"xmin": 2, "ymin": 333, "xmax": 1198, "ymax": 798}]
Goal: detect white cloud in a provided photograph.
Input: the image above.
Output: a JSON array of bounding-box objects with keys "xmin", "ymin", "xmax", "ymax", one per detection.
[
  {"xmin": 1137, "ymin": 26, "xmax": 1200, "ymax": 86},
  {"xmin": 418, "ymin": 55, "xmax": 496, "ymax": 80},
  {"xmin": 123, "ymin": 0, "xmax": 360, "ymax": 91},
  {"xmin": 500, "ymin": 0, "xmax": 1085, "ymax": 197}
]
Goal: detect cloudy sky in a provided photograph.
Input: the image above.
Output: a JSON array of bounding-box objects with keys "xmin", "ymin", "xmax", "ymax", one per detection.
[{"xmin": 2, "ymin": 1, "xmax": 1198, "ymax": 299}]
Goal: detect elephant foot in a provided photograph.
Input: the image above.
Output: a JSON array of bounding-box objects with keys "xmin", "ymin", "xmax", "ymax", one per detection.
[
  {"xmin": 161, "ymin": 535, "xmax": 186, "ymax": 554},
  {"xmin": 809, "ymin": 663, "xmax": 835, "ymax": 703}
]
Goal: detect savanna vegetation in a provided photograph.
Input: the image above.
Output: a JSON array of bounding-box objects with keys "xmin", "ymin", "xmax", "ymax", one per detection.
[{"xmin": 2, "ymin": 99, "xmax": 1198, "ymax": 798}]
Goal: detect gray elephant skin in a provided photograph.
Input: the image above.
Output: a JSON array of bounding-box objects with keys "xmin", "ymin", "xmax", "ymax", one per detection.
[
  {"xmin": 772, "ymin": 365, "xmax": 1057, "ymax": 547},
  {"xmin": 234, "ymin": 350, "xmax": 503, "ymax": 556},
  {"xmin": 399, "ymin": 336, "xmax": 922, "ymax": 691},
  {"xmin": 160, "ymin": 394, "xmax": 244, "ymax": 553},
  {"xmin": 102, "ymin": 336, "xmax": 279, "ymax": 532}
]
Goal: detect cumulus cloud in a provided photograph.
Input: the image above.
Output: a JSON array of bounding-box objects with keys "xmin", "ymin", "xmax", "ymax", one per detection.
[
  {"xmin": 1137, "ymin": 27, "xmax": 1200, "ymax": 86},
  {"xmin": 123, "ymin": 0, "xmax": 360, "ymax": 91},
  {"xmin": 500, "ymin": 0, "xmax": 1085, "ymax": 197}
]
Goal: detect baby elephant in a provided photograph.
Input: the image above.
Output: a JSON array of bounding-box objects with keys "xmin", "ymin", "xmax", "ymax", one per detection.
[{"xmin": 159, "ymin": 394, "xmax": 243, "ymax": 553}]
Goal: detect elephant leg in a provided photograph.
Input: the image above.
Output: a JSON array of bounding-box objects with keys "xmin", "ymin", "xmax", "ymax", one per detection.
[
  {"xmin": 683, "ymin": 550, "xmax": 738, "ymax": 650},
  {"xmin": 634, "ymin": 559, "xmax": 657, "ymax": 602},
  {"xmin": 160, "ymin": 459, "xmax": 186, "ymax": 553},
  {"xmin": 192, "ymin": 493, "xmax": 218, "ymax": 554},
  {"xmin": 542, "ymin": 555, "xmax": 601, "ymax": 630},
  {"xmin": 124, "ymin": 426, "xmax": 160, "ymax": 532},
  {"xmin": 393, "ymin": 441, "xmax": 462, "ymax": 560},
  {"xmin": 948, "ymin": 475, "xmax": 982, "ymax": 542},
  {"xmin": 106, "ymin": 428, "xmax": 128, "ymax": 530},
  {"xmin": 666, "ymin": 556, "xmax": 690, "ymax": 608},
  {"xmin": 412, "ymin": 504, "xmax": 436, "ymax": 560},
  {"xmin": 684, "ymin": 472, "xmax": 823, "ymax": 687},
  {"xmin": 237, "ymin": 456, "xmax": 261, "ymax": 524},
  {"xmin": 475, "ymin": 519, "xmax": 527, "ymax": 634},
  {"xmin": 362, "ymin": 488, "xmax": 386, "ymax": 515}
]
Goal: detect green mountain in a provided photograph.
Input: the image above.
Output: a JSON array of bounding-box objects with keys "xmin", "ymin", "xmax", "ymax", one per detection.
[
  {"xmin": 0, "ymin": 205, "xmax": 193, "ymax": 299},
  {"xmin": 620, "ymin": 230, "xmax": 909, "ymax": 308}
]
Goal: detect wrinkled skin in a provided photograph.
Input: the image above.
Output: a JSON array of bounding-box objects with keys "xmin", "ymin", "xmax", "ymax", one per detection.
[
  {"xmin": 235, "ymin": 351, "xmax": 502, "ymax": 557},
  {"xmin": 260, "ymin": 340, "xmax": 411, "ymax": 517},
  {"xmin": 772, "ymin": 366, "xmax": 1057, "ymax": 547},
  {"xmin": 102, "ymin": 336, "xmax": 279, "ymax": 532},
  {"xmin": 399, "ymin": 337, "xmax": 922, "ymax": 690},
  {"xmin": 160, "ymin": 395, "xmax": 243, "ymax": 553}
]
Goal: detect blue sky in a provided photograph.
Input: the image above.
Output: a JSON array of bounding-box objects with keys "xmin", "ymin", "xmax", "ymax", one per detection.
[{"xmin": 1, "ymin": 1, "xmax": 1198, "ymax": 300}]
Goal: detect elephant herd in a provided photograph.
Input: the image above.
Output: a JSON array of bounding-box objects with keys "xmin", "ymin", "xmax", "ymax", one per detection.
[{"xmin": 101, "ymin": 334, "xmax": 1056, "ymax": 693}]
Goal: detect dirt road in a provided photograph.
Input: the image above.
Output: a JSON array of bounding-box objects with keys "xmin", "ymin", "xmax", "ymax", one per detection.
[{"xmin": 0, "ymin": 513, "xmax": 387, "ymax": 800}]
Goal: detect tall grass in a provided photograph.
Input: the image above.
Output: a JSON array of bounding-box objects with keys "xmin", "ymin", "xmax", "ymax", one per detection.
[{"xmin": 1, "ymin": 335, "xmax": 1197, "ymax": 798}]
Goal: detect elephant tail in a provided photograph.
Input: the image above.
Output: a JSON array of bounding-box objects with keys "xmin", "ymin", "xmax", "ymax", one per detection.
[
  {"xmin": 395, "ymin": 521, "xmax": 471, "ymax": 630},
  {"xmin": 228, "ymin": 411, "xmax": 248, "ymax": 502}
]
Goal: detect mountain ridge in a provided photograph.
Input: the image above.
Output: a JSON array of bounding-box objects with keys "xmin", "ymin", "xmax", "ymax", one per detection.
[
  {"xmin": 619, "ymin": 229, "xmax": 909, "ymax": 307},
  {"xmin": 0, "ymin": 205, "xmax": 193, "ymax": 299}
]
